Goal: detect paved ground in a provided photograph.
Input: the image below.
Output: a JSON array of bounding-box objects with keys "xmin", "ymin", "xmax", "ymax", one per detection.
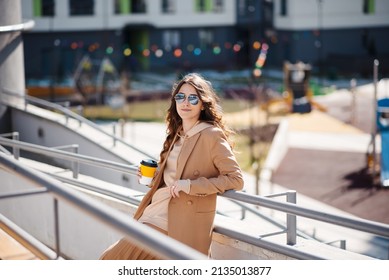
[
  {"xmin": 272, "ymin": 80, "xmax": 389, "ymax": 225},
  {"xmin": 273, "ymin": 148, "xmax": 389, "ymax": 224}
]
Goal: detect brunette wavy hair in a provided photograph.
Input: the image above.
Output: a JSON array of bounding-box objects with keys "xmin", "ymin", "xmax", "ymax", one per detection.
[{"xmin": 159, "ymin": 73, "xmax": 234, "ymax": 164}]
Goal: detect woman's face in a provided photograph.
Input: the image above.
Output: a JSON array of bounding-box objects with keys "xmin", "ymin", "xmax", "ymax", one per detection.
[{"xmin": 174, "ymin": 83, "xmax": 203, "ymax": 124}]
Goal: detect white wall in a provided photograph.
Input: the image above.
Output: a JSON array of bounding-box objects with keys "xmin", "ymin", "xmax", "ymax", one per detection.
[{"xmin": 274, "ymin": 0, "xmax": 389, "ymax": 30}]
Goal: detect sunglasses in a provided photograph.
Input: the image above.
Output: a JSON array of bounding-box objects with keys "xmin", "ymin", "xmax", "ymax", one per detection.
[{"xmin": 174, "ymin": 93, "xmax": 200, "ymax": 105}]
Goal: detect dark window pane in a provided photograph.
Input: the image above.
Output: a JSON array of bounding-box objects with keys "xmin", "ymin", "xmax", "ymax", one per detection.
[
  {"xmin": 281, "ymin": 0, "xmax": 287, "ymax": 16},
  {"xmin": 42, "ymin": 0, "xmax": 55, "ymax": 16},
  {"xmin": 132, "ymin": 0, "xmax": 147, "ymax": 13},
  {"xmin": 69, "ymin": 0, "xmax": 94, "ymax": 16}
]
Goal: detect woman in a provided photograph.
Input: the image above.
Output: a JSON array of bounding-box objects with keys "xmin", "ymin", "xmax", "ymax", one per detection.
[{"xmin": 100, "ymin": 73, "xmax": 244, "ymax": 259}]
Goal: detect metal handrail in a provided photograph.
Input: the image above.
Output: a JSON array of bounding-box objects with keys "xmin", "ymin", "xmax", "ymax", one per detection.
[
  {"xmin": 0, "ymin": 136, "xmax": 297, "ymax": 241},
  {"xmin": 1, "ymin": 87, "xmax": 156, "ymax": 159},
  {"xmin": 2, "ymin": 137, "xmax": 389, "ymax": 244},
  {"xmin": 25, "ymin": 169, "xmax": 326, "ymax": 259},
  {"xmin": 221, "ymin": 190, "xmax": 389, "ymax": 239},
  {"xmin": 47, "ymin": 172, "xmax": 143, "ymax": 207},
  {"xmin": 0, "ymin": 137, "xmax": 138, "ymax": 177},
  {"xmin": 0, "ymin": 152, "xmax": 206, "ymax": 260},
  {"xmin": 224, "ymin": 198, "xmax": 315, "ymax": 241},
  {"xmin": 0, "ymin": 213, "xmax": 61, "ymax": 260},
  {"xmin": 49, "ymin": 172, "xmax": 350, "ymax": 253},
  {"xmin": 213, "ymin": 222, "xmax": 325, "ymax": 260},
  {"xmin": 0, "ymin": 19, "xmax": 35, "ymax": 33}
]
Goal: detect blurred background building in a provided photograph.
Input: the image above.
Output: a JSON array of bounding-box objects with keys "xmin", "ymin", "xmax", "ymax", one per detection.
[{"xmin": 21, "ymin": 0, "xmax": 389, "ymax": 85}]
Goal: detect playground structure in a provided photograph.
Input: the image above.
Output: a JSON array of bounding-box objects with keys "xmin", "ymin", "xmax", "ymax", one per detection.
[
  {"xmin": 27, "ymin": 55, "xmax": 124, "ymax": 108},
  {"xmin": 260, "ymin": 61, "xmax": 327, "ymax": 115},
  {"xmin": 282, "ymin": 61, "xmax": 327, "ymax": 114},
  {"xmin": 73, "ymin": 55, "xmax": 124, "ymax": 107},
  {"xmin": 376, "ymin": 98, "xmax": 389, "ymax": 187},
  {"xmin": 283, "ymin": 61, "xmax": 312, "ymax": 113},
  {"xmin": 256, "ymin": 61, "xmax": 327, "ymax": 116}
]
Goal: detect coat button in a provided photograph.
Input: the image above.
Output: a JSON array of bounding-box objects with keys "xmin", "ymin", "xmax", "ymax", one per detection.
[{"xmin": 187, "ymin": 200, "xmax": 193, "ymax": 205}]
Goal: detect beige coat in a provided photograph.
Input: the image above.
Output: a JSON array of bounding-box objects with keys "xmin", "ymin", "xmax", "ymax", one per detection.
[{"xmin": 133, "ymin": 124, "xmax": 244, "ymax": 256}]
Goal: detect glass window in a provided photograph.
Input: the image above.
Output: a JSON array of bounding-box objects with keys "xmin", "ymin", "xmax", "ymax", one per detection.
[
  {"xmin": 162, "ymin": 0, "xmax": 175, "ymax": 14},
  {"xmin": 213, "ymin": 0, "xmax": 224, "ymax": 13},
  {"xmin": 199, "ymin": 29, "xmax": 213, "ymax": 49},
  {"xmin": 280, "ymin": 0, "xmax": 287, "ymax": 16},
  {"xmin": 131, "ymin": 0, "xmax": 147, "ymax": 13},
  {"xmin": 237, "ymin": 0, "xmax": 257, "ymax": 17},
  {"xmin": 33, "ymin": 0, "xmax": 55, "ymax": 17},
  {"xmin": 238, "ymin": 0, "xmax": 242, "ymax": 16},
  {"xmin": 114, "ymin": 0, "xmax": 146, "ymax": 14},
  {"xmin": 69, "ymin": 0, "xmax": 94, "ymax": 16},
  {"xmin": 163, "ymin": 30, "xmax": 180, "ymax": 50},
  {"xmin": 363, "ymin": 0, "xmax": 375, "ymax": 14}
]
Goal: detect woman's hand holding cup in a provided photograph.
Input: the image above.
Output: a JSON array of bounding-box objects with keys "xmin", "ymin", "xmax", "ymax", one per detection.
[{"xmin": 139, "ymin": 159, "xmax": 158, "ymax": 187}]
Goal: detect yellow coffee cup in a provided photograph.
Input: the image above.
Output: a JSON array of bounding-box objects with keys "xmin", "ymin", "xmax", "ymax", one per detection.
[{"xmin": 139, "ymin": 159, "xmax": 158, "ymax": 186}]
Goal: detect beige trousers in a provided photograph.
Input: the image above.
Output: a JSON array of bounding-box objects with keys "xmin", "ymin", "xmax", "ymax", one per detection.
[{"xmin": 99, "ymin": 223, "xmax": 167, "ymax": 260}]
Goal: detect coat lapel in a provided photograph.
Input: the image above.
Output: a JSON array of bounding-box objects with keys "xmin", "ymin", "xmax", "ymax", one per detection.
[
  {"xmin": 175, "ymin": 133, "xmax": 201, "ymax": 180},
  {"xmin": 175, "ymin": 122, "xmax": 213, "ymax": 180}
]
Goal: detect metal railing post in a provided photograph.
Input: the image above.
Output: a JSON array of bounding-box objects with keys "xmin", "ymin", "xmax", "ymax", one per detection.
[
  {"xmin": 52, "ymin": 144, "xmax": 80, "ymax": 179},
  {"xmin": 64, "ymin": 101, "xmax": 70, "ymax": 125},
  {"xmin": 286, "ymin": 190, "xmax": 297, "ymax": 245},
  {"xmin": 119, "ymin": 118, "xmax": 125, "ymax": 138},
  {"xmin": 72, "ymin": 145, "xmax": 79, "ymax": 179},
  {"xmin": 53, "ymin": 198, "xmax": 61, "ymax": 259},
  {"xmin": 77, "ymin": 106, "xmax": 83, "ymax": 127},
  {"xmin": 340, "ymin": 240, "xmax": 346, "ymax": 250},
  {"xmin": 113, "ymin": 123, "xmax": 117, "ymax": 147},
  {"xmin": 13, "ymin": 132, "xmax": 19, "ymax": 159},
  {"xmin": 0, "ymin": 132, "xmax": 20, "ymax": 159}
]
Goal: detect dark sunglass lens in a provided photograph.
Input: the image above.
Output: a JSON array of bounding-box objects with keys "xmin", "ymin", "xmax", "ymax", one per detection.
[
  {"xmin": 188, "ymin": 95, "xmax": 199, "ymax": 105},
  {"xmin": 174, "ymin": 93, "xmax": 185, "ymax": 103}
]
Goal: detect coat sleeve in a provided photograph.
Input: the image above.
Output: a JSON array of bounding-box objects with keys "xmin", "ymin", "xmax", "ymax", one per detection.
[{"xmin": 188, "ymin": 128, "xmax": 244, "ymax": 196}]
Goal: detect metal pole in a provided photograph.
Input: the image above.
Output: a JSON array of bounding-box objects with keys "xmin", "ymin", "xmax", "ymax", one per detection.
[
  {"xmin": 13, "ymin": 132, "xmax": 19, "ymax": 159},
  {"xmin": 350, "ymin": 78, "xmax": 357, "ymax": 126},
  {"xmin": 317, "ymin": 0, "xmax": 323, "ymax": 85},
  {"xmin": 286, "ymin": 190, "xmax": 297, "ymax": 245},
  {"xmin": 119, "ymin": 118, "xmax": 125, "ymax": 138},
  {"xmin": 112, "ymin": 122, "xmax": 117, "ymax": 147},
  {"xmin": 53, "ymin": 198, "xmax": 61, "ymax": 259},
  {"xmin": 372, "ymin": 59, "xmax": 379, "ymax": 182},
  {"xmin": 72, "ymin": 145, "xmax": 79, "ymax": 179}
]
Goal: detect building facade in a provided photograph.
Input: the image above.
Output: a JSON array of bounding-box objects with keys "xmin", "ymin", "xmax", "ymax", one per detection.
[
  {"xmin": 272, "ymin": 0, "xmax": 389, "ymax": 77},
  {"xmin": 20, "ymin": 0, "xmax": 389, "ymax": 84},
  {"xmin": 22, "ymin": 0, "xmax": 270, "ymax": 83}
]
